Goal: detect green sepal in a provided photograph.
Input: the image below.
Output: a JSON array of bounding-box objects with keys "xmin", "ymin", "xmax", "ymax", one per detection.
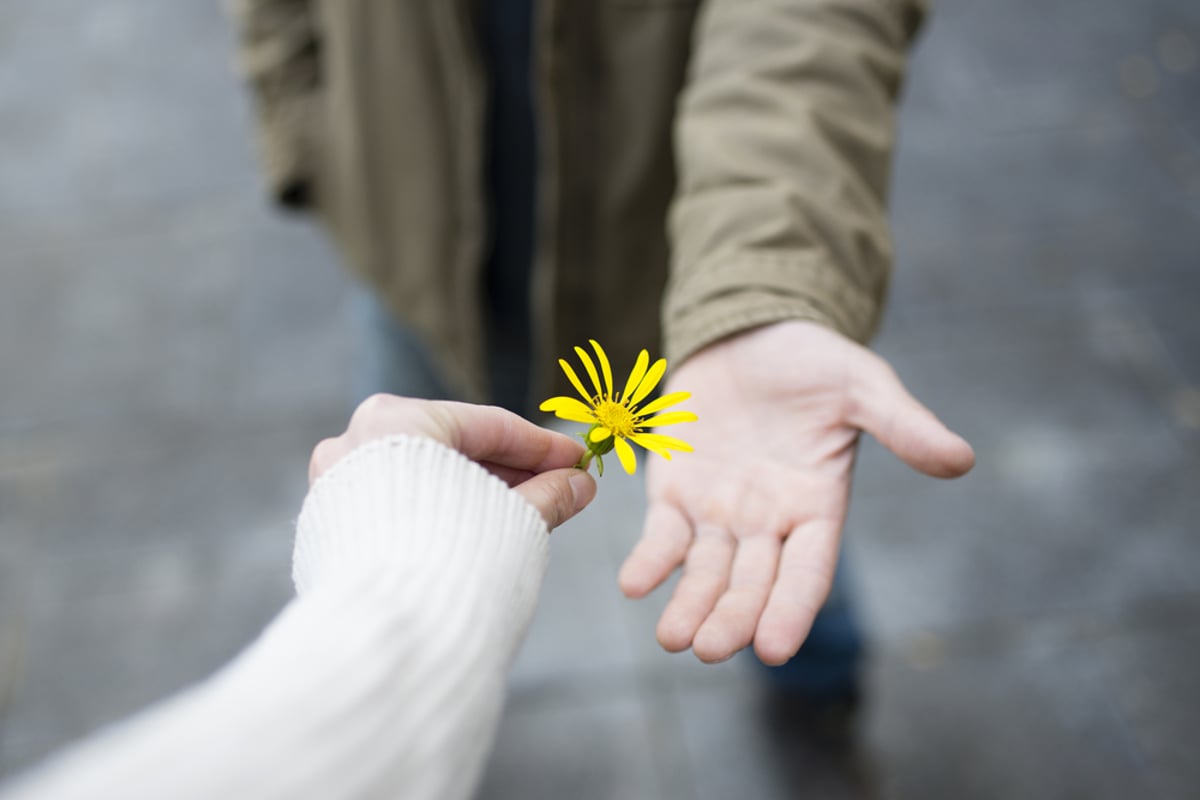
[
  {"xmin": 573, "ymin": 426, "xmax": 615, "ymax": 476},
  {"xmin": 584, "ymin": 424, "xmax": 616, "ymax": 457}
]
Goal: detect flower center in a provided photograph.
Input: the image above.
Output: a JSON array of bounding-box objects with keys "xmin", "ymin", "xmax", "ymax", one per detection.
[{"xmin": 593, "ymin": 400, "xmax": 636, "ymax": 438}]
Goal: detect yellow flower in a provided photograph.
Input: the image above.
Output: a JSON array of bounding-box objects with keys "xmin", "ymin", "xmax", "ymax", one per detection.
[{"xmin": 539, "ymin": 339, "xmax": 696, "ymax": 475}]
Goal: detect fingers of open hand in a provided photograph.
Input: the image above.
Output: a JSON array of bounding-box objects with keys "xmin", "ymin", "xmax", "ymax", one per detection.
[
  {"xmin": 754, "ymin": 521, "xmax": 840, "ymax": 666},
  {"xmin": 692, "ymin": 535, "xmax": 782, "ymax": 663},
  {"xmin": 618, "ymin": 503, "xmax": 692, "ymax": 598},
  {"xmin": 656, "ymin": 524, "xmax": 735, "ymax": 653},
  {"xmin": 513, "ymin": 468, "xmax": 597, "ymax": 530}
]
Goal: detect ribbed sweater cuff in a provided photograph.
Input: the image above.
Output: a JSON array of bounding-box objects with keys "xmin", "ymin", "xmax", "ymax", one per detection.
[
  {"xmin": 294, "ymin": 434, "xmax": 552, "ymax": 657},
  {"xmin": 0, "ymin": 435, "xmax": 551, "ymax": 800}
]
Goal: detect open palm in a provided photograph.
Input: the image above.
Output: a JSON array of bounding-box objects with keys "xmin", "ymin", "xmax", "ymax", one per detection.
[{"xmin": 618, "ymin": 321, "xmax": 975, "ymax": 665}]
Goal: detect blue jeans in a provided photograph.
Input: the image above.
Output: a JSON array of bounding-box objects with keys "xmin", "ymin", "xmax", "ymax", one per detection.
[
  {"xmin": 349, "ymin": 285, "xmax": 532, "ymax": 413},
  {"xmin": 349, "ymin": 286, "xmax": 458, "ymax": 407}
]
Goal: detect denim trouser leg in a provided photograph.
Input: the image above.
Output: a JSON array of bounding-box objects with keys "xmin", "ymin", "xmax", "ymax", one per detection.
[{"xmin": 349, "ymin": 285, "xmax": 458, "ymax": 408}]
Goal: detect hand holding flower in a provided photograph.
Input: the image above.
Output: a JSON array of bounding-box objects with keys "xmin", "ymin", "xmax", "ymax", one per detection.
[{"xmin": 309, "ymin": 395, "xmax": 597, "ymax": 529}]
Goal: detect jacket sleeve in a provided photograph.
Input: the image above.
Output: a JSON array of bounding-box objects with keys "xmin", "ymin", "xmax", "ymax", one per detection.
[
  {"xmin": 663, "ymin": 0, "xmax": 928, "ymax": 363},
  {"xmin": 225, "ymin": 0, "xmax": 323, "ymax": 209}
]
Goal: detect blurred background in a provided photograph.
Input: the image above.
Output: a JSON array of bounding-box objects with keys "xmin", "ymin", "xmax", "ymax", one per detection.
[{"xmin": 1, "ymin": 0, "xmax": 1197, "ymax": 798}]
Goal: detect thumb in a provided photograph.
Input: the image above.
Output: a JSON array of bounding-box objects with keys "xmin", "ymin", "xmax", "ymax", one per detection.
[
  {"xmin": 513, "ymin": 468, "xmax": 597, "ymax": 529},
  {"xmin": 848, "ymin": 354, "xmax": 975, "ymax": 479}
]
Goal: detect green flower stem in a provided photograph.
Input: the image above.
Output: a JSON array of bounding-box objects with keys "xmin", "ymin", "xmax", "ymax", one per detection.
[
  {"xmin": 575, "ymin": 425, "xmax": 615, "ymax": 476},
  {"xmin": 574, "ymin": 450, "xmax": 605, "ymax": 476}
]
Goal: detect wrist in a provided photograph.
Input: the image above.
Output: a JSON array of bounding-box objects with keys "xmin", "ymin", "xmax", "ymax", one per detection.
[{"xmin": 663, "ymin": 252, "xmax": 882, "ymax": 366}]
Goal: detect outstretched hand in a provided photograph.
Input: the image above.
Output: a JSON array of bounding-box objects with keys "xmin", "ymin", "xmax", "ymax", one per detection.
[
  {"xmin": 619, "ymin": 321, "xmax": 974, "ymax": 665},
  {"xmin": 309, "ymin": 395, "xmax": 597, "ymax": 529}
]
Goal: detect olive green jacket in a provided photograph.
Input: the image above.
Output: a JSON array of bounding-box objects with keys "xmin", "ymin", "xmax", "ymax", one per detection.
[{"xmin": 228, "ymin": 0, "xmax": 926, "ymax": 404}]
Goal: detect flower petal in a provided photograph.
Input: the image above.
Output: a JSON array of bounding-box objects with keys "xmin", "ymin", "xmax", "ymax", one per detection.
[
  {"xmin": 636, "ymin": 411, "xmax": 698, "ymax": 428},
  {"xmin": 558, "ymin": 359, "xmax": 594, "ymax": 405},
  {"xmin": 628, "ymin": 433, "xmax": 674, "ymax": 460},
  {"xmin": 539, "ymin": 396, "xmax": 598, "ymax": 424},
  {"xmin": 574, "ymin": 346, "xmax": 604, "ymax": 401},
  {"xmin": 589, "ymin": 426, "xmax": 613, "ymax": 443},
  {"xmin": 614, "ymin": 436, "xmax": 638, "ymax": 474},
  {"xmin": 628, "ymin": 358, "xmax": 667, "ymax": 407},
  {"xmin": 590, "ymin": 339, "xmax": 613, "ymax": 401},
  {"xmin": 633, "ymin": 391, "xmax": 691, "ymax": 418},
  {"xmin": 621, "ymin": 350, "xmax": 650, "ymax": 404},
  {"xmin": 630, "ymin": 431, "xmax": 693, "ymax": 453}
]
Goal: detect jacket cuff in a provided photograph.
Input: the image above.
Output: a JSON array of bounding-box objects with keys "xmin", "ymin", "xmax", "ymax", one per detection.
[
  {"xmin": 663, "ymin": 250, "xmax": 884, "ymax": 365},
  {"xmin": 252, "ymin": 92, "xmax": 323, "ymax": 210}
]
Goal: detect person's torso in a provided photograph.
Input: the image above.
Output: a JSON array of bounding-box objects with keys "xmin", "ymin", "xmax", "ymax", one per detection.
[{"xmin": 309, "ymin": 0, "xmax": 702, "ymax": 403}]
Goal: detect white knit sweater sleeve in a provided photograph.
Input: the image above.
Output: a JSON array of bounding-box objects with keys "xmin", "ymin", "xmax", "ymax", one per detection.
[{"xmin": 1, "ymin": 435, "xmax": 551, "ymax": 800}]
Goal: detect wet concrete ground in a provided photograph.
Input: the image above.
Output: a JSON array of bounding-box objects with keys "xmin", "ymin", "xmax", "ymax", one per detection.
[{"xmin": 1, "ymin": 1, "xmax": 1198, "ymax": 797}]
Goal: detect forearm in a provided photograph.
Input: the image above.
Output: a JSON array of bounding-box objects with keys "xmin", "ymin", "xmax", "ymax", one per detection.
[
  {"xmin": 665, "ymin": 0, "xmax": 928, "ymax": 362},
  {"xmin": 2, "ymin": 437, "xmax": 550, "ymax": 800}
]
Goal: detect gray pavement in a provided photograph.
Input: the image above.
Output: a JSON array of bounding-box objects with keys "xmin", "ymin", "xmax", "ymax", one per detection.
[{"xmin": 1, "ymin": 1, "xmax": 1198, "ymax": 798}]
